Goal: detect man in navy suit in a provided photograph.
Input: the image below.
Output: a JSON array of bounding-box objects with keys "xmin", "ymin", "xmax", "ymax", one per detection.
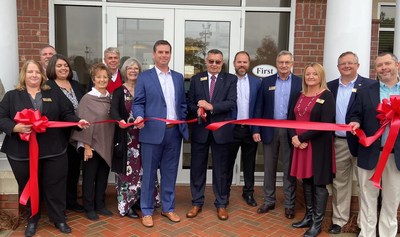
[
  {"xmin": 253, "ymin": 50, "xmax": 302, "ymax": 219},
  {"xmin": 349, "ymin": 52, "xmax": 400, "ymax": 237},
  {"xmin": 327, "ymin": 51, "xmax": 374, "ymax": 234},
  {"xmin": 227, "ymin": 51, "xmax": 261, "ymax": 206},
  {"xmin": 133, "ymin": 40, "xmax": 189, "ymax": 227},
  {"xmin": 186, "ymin": 49, "xmax": 237, "ymax": 220}
]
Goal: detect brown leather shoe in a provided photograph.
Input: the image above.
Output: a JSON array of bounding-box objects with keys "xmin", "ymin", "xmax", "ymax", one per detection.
[
  {"xmin": 186, "ymin": 206, "xmax": 202, "ymax": 218},
  {"xmin": 217, "ymin": 208, "xmax": 228, "ymax": 220},
  {"xmin": 141, "ymin": 215, "xmax": 153, "ymax": 228},
  {"xmin": 161, "ymin": 212, "xmax": 181, "ymax": 222}
]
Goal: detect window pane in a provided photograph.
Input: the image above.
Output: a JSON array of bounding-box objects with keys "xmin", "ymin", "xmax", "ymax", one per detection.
[
  {"xmin": 117, "ymin": 18, "xmax": 163, "ymax": 71},
  {"xmin": 380, "ymin": 5, "xmax": 396, "ymax": 28},
  {"xmin": 244, "ymin": 12, "xmax": 290, "ymax": 76},
  {"xmin": 55, "ymin": 5, "xmax": 102, "ymax": 88},
  {"xmin": 379, "ymin": 31, "xmax": 394, "ymax": 53},
  {"xmin": 244, "ymin": 11, "xmax": 290, "ymax": 173},
  {"xmin": 184, "ymin": 21, "xmax": 231, "ymax": 79},
  {"xmin": 246, "ymin": 0, "xmax": 291, "ymax": 7}
]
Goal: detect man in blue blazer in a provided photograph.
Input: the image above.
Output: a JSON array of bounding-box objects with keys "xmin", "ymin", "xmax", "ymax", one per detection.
[
  {"xmin": 349, "ymin": 52, "xmax": 400, "ymax": 237},
  {"xmin": 253, "ymin": 50, "xmax": 302, "ymax": 219},
  {"xmin": 133, "ymin": 40, "xmax": 189, "ymax": 227},
  {"xmin": 227, "ymin": 51, "xmax": 261, "ymax": 207},
  {"xmin": 326, "ymin": 51, "xmax": 374, "ymax": 234},
  {"xmin": 186, "ymin": 49, "xmax": 237, "ymax": 221}
]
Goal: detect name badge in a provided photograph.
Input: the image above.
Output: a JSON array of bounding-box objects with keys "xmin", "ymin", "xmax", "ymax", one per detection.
[
  {"xmin": 42, "ymin": 98, "xmax": 52, "ymax": 102},
  {"xmin": 200, "ymin": 77, "xmax": 208, "ymax": 81},
  {"xmin": 316, "ymin": 98, "xmax": 325, "ymax": 104},
  {"xmin": 352, "ymin": 88, "xmax": 357, "ymax": 93},
  {"xmin": 268, "ymin": 86, "xmax": 276, "ymax": 91}
]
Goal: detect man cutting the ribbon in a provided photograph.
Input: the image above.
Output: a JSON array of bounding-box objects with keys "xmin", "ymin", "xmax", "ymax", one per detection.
[{"xmin": 348, "ymin": 52, "xmax": 400, "ymax": 237}]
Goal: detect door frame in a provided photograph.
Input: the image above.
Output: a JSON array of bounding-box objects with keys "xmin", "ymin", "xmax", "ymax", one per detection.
[{"xmin": 105, "ymin": 5, "xmax": 242, "ymax": 184}]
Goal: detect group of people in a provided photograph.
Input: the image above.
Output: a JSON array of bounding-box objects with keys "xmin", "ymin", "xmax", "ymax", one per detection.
[{"xmin": 2, "ymin": 40, "xmax": 400, "ymax": 237}]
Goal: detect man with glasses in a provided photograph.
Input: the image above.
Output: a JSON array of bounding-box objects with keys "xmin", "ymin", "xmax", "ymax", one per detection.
[
  {"xmin": 327, "ymin": 51, "xmax": 373, "ymax": 234},
  {"xmin": 253, "ymin": 50, "xmax": 301, "ymax": 219},
  {"xmin": 187, "ymin": 49, "xmax": 237, "ymax": 221}
]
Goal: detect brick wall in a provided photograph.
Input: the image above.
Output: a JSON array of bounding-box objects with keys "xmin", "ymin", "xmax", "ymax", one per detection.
[
  {"xmin": 0, "ymin": 194, "xmax": 19, "ymax": 217},
  {"xmin": 16, "ymin": 0, "xmax": 50, "ymax": 67},
  {"xmin": 370, "ymin": 19, "xmax": 381, "ymax": 79},
  {"xmin": 293, "ymin": 0, "xmax": 327, "ymax": 76}
]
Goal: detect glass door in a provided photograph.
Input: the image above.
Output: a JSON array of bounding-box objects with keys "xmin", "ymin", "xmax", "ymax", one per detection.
[
  {"xmin": 174, "ymin": 9, "xmax": 241, "ymax": 184},
  {"xmin": 106, "ymin": 6, "xmax": 241, "ymax": 184},
  {"xmin": 106, "ymin": 7, "xmax": 174, "ymax": 69}
]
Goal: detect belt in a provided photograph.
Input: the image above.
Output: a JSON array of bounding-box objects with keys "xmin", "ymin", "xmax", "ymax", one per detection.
[
  {"xmin": 166, "ymin": 124, "xmax": 177, "ymax": 129},
  {"xmin": 236, "ymin": 124, "xmax": 249, "ymax": 129},
  {"xmin": 334, "ymin": 135, "xmax": 346, "ymax": 139}
]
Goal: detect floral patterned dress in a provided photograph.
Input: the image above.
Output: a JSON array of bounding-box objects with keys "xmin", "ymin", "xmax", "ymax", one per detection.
[{"xmin": 116, "ymin": 86, "xmax": 161, "ymax": 216}]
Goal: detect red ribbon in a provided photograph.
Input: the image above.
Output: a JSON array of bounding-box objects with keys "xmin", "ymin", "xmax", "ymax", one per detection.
[
  {"xmin": 206, "ymin": 96, "xmax": 400, "ymax": 189},
  {"xmin": 14, "ymin": 109, "xmax": 81, "ymax": 218},
  {"xmin": 355, "ymin": 96, "xmax": 400, "ymax": 188}
]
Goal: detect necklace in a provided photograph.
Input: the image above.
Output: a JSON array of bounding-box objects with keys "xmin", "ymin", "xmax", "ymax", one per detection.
[{"xmin": 296, "ymin": 94, "xmax": 317, "ymax": 117}]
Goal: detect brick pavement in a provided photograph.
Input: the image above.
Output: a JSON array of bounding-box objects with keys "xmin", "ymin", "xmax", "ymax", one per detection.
[{"xmin": 3, "ymin": 186, "xmax": 333, "ymax": 237}]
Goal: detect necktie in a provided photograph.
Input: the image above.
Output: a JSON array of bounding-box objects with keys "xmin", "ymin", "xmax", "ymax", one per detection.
[{"xmin": 210, "ymin": 75, "xmax": 216, "ymax": 100}]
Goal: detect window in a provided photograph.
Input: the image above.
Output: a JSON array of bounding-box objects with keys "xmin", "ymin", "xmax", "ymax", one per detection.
[
  {"xmin": 378, "ymin": 3, "xmax": 396, "ymax": 53},
  {"xmin": 55, "ymin": 5, "xmax": 102, "ymax": 88}
]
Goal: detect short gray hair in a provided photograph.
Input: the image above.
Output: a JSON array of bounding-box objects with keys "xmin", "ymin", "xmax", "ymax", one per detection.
[{"xmin": 120, "ymin": 58, "xmax": 142, "ymax": 82}]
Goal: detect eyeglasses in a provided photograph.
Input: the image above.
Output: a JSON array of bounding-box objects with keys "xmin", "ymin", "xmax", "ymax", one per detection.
[
  {"xmin": 277, "ymin": 61, "xmax": 292, "ymax": 65},
  {"xmin": 208, "ymin": 60, "xmax": 222, "ymax": 65},
  {"xmin": 338, "ymin": 62, "xmax": 357, "ymax": 66}
]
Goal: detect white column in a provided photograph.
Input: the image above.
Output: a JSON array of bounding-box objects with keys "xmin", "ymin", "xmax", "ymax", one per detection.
[
  {"xmin": 394, "ymin": 0, "xmax": 400, "ymax": 58},
  {"xmin": 0, "ymin": 0, "xmax": 19, "ymax": 92},
  {"xmin": 323, "ymin": 0, "xmax": 373, "ymax": 81}
]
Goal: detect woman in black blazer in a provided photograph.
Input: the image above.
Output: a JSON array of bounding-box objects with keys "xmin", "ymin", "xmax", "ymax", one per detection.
[
  {"xmin": 288, "ymin": 63, "xmax": 335, "ymax": 237},
  {"xmin": 46, "ymin": 54, "xmax": 86, "ymax": 213},
  {"xmin": 0, "ymin": 60, "xmax": 87, "ymax": 236}
]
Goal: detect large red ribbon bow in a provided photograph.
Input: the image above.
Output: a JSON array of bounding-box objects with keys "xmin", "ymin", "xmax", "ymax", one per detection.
[
  {"xmin": 14, "ymin": 109, "xmax": 80, "ymax": 218},
  {"xmin": 355, "ymin": 96, "xmax": 400, "ymax": 188}
]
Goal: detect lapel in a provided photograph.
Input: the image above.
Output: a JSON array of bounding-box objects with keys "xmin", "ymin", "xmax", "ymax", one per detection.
[
  {"xmin": 347, "ymin": 75, "xmax": 364, "ymax": 112},
  {"xmin": 149, "ymin": 68, "xmax": 166, "ymax": 102},
  {"xmin": 171, "ymin": 71, "xmax": 180, "ymax": 111},
  {"xmin": 20, "ymin": 90, "xmax": 34, "ymax": 110},
  {"xmin": 212, "ymin": 72, "xmax": 226, "ymax": 102},
  {"xmin": 249, "ymin": 76, "xmax": 257, "ymax": 105},
  {"xmin": 330, "ymin": 80, "xmax": 339, "ymax": 99},
  {"xmin": 369, "ymin": 82, "xmax": 380, "ymax": 110},
  {"xmin": 41, "ymin": 89, "xmax": 50, "ymax": 115},
  {"xmin": 200, "ymin": 72, "xmax": 210, "ymax": 101}
]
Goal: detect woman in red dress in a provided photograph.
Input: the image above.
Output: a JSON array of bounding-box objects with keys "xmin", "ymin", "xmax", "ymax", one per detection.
[{"xmin": 288, "ymin": 63, "xmax": 335, "ymax": 237}]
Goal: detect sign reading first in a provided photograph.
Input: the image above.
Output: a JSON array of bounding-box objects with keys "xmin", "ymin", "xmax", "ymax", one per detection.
[{"xmin": 252, "ymin": 64, "xmax": 277, "ymax": 78}]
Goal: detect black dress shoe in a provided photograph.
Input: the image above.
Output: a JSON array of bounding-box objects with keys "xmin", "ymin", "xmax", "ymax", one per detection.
[
  {"xmin": 257, "ymin": 203, "xmax": 275, "ymax": 213},
  {"xmin": 329, "ymin": 224, "xmax": 342, "ymax": 234},
  {"xmin": 242, "ymin": 194, "xmax": 257, "ymax": 207},
  {"xmin": 25, "ymin": 222, "xmax": 37, "ymax": 237},
  {"xmin": 126, "ymin": 208, "xmax": 139, "ymax": 219},
  {"xmin": 96, "ymin": 207, "xmax": 113, "ymax": 216},
  {"xmin": 54, "ymin": 222, "xmax": 71, "ymax": 234},
  {"xmin": 285, "ymin": 208, "xmax": 295, "ymax": 219},
  {"xmin": 67, "ymin": 203, "xmax": 84, "ymax": 213},
  {"xmin": 86, "ymin": 210, "xmax": 99, "ymax": 220}
]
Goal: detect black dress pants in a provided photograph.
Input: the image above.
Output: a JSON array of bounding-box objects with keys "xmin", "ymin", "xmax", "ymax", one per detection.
[
  {"xmin": 79, "ymin": 148, "xmax": 110, "ymax": 212},
  {"xmin": 8, "ymin": 153, "xmax": 68, "ymax": 223}
]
